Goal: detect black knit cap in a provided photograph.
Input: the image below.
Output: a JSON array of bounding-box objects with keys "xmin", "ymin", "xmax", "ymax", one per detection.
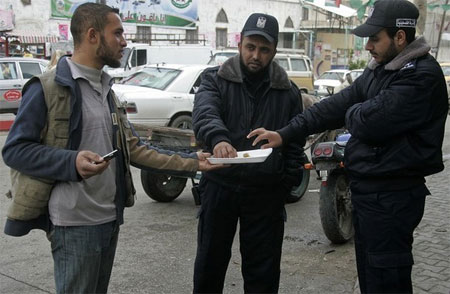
[
  {"xmin": 242, "ymin": 13, "xmax": 279, "ymax": 43},
  {"xmin": 352, "ymin": 0, "xmax": 419, "ymax": 37}
]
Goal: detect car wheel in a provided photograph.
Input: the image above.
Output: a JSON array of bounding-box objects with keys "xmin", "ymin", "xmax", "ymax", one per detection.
[
  {"xmin": 141, "ymin": 170, "xmax": 187, "ymax": 202},
  {"xmin": 170, "ymin": 115, "xmax": 192, "ymax": 129}
]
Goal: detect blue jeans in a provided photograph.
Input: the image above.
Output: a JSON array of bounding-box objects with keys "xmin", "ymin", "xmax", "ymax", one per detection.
[{"xmin": 49, "ymin": 221, "xmax": 119, "ymax": 294}]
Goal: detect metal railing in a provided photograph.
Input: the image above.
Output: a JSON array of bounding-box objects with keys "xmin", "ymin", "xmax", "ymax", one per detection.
[{"xmin": 124, "ymin": 33, "xmax": 209, "ymax": 46}]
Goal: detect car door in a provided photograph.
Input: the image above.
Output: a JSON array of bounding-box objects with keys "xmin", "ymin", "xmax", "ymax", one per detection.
[
  {"xmin": 0, "ymin": 59, "xmax": 47, "ymax": 114},
  {"xmin": 0, "ymin": 61, "xmax": 22, "ymax": 114}
]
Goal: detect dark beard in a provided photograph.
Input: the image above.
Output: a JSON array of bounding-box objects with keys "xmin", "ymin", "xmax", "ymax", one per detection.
[
  {"xmin": 239, "ymin": 55, "xmax": 271, "ymax": 80},
  {"xmin": 381, "ymin": 40, "xmax": 399, "ymax": 65},
  {"xmin": 97, "ymin": 35, "xmax": 121, "ymax": 68}
]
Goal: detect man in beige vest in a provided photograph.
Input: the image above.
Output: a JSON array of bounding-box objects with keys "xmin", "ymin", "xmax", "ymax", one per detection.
[{"xmin": 2, "ymin": 3, "xmax": 220, "ymax": 293}]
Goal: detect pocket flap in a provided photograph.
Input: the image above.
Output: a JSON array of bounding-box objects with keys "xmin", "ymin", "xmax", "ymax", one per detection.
[{"xmin": 368, "ymin": 251, "xmax": 414, "ymax": 268}]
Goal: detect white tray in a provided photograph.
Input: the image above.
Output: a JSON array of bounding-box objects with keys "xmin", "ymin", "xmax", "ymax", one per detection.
[{"xmin": 207, "ymin": 148, "xmax": 272, "ymax": 164}]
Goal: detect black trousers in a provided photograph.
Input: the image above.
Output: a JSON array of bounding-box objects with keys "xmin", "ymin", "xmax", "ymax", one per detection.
[
  {"xmin": 351, "ymin": 184, "xmax": 428, "ymax": 294},
  {"xmin": 193, "ymin": 178, "xmax": 287, "ymax": 294}
]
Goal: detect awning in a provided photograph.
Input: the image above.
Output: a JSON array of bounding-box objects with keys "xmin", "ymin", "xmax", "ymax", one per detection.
[
  {"xmin": 304, "ymin": 0, "xmax": 357, "ymax": 18},
  {"xmin": 6, "ymin": 32, "xmax": 60, "ymax": 44}
]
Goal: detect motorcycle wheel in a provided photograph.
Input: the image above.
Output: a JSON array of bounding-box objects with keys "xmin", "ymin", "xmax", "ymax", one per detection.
[
  {"xmin": 286, "ymin": 168, "xmax": 311, "ymax": 203},
  {"xmin": 319, "ymin": 173, "xmax": 354, "ymax": 244},
  {"xmin": 140, "ymin": 170, "xmax": 187, "ymax": 202}
]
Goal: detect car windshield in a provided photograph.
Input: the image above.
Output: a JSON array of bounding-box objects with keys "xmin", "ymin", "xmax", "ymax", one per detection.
[
  {"xmin": 208, "ymin": 52, "xmax": 238, "ymax": 65},
  {"xmin": 350, "ymin": 70, "xmax": 363, "ymax": 81},
  {"xmin": 441, "ymin": 66, "xmax": 450, "ymax": 76},
  {"xmin": 120, "ymin": 67, "xmax": 181, "ymax": 90},
  {"xmin": 319, "ymin": 71, "xmax": 344, "ymax": 80}
]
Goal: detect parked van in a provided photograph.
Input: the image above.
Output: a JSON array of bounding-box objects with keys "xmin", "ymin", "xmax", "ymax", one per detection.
[
  {"xmin": 105, "ymin": 43, "xmax": 213, "ymax": 81},
  {"xmin": 274, "ymin": 52, "xmax": 314, "ymax": 94},
  {"xmin": 207, "ymin": 49, "xmax": 314, "ymax": 94}
]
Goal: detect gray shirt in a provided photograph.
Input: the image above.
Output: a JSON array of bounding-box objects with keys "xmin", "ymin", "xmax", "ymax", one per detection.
[{"xmin": 49, "ymin": 58, "xmax": 117, "ymax": 226}]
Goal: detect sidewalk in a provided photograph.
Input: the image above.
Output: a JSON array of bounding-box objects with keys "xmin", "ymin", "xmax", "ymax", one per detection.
[{"xmin": 412, "ymin": 159, "xmax": 450, "ymax": 293}]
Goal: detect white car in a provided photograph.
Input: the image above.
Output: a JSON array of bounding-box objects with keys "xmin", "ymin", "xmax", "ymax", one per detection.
[
  {"xmin": 314, "ymin": 69, "xmax": 352, "ymax": 97},
  {"xmin": 0, "ymin": 57, "xmax": 49, "ymax": 114},
  {"xmin": 112, "ymin": 64, "xmax": 211, "ymax": 129}
]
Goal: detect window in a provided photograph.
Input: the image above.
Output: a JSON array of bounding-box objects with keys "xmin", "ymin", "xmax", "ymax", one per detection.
[
  {"xmin": 19, "ymin": 62, "xmax": 43, "ymax": 79},
  {"xmin": 216, "ymin": 28, "xmax": 228, "ymax": 48},
  {"xmin": 284, "ymin": 17, "xmax": 294, "ymax": 29},
  {"xmin": 283, "ymin": 33, "xmax": 293, "ymax": 49},
  {"xmin": 122, "ymin": 67, "xmax": 181, "ymax": 90},
  {"xmin": 136, "ymin": 26, "xmax": 151, "ymax": 42},
  {"xmin": 130, "ymin": 49, "xmax": 147, "ymax": 67},
  {"xmin": 291, "ymin": 58, "xmax": 307, "ymax": 71},
  {"xmin": 302, "ymin": 7, "xmax": 309, "ymax": 21},
  {"xmin": 216, "ymin": 9, "xmax": 228, "ymax": 23},
  {"xmin": 0, "ymin": 62, "xmax": 18, "ymax": 80},
  {"xmin": 274, "ymin": 58, "xmax": 289, "ymax": 71},
  {"xmin": 190, "ymin": 74, "xmax": 203, "ymax": 94},
  {"xmin": 186, "ymin": 28, "xmax": 198, "ymax": 44}
]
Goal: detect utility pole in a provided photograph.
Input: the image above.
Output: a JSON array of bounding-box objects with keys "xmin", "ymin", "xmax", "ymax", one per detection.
[{"xmin": 435, "ymin": 0, "xmax": 449, "ymax": 60}]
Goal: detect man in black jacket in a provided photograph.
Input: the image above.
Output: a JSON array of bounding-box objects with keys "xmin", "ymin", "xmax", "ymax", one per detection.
[
  {"xmin": 192, "ymin": 13, "xmax": 305, "ymax": 293},
  {"xmin": 249, "ymin": 1, "xmax": 448, "ymax": 293}
]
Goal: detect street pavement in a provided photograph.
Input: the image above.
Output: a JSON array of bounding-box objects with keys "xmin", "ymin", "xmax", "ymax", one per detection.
[{"xmin": 0, "ymin": 131, "xmax": 357, "ymax": 293}]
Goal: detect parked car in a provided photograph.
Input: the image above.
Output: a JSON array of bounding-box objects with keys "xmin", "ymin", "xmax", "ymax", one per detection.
[
  {"xmin": 105, "ymin": 43, "xmax": 214, "ymax": 82},
  {"xmin": 350, "ymin": 68, "xmax": 364, "ymax": 82},
  {"xmin": 207, "ymin": 49, "xmax": 239, "ymax": 65},
  {"xmin": 314, "ymin": 69, "xmax": 352, "ymax": 97},
  {"xmin": 0, "ymin": 57, "xmax": 49, "ymax": 114},
  {"xmin": 208, "ymin": 49, "xmax": 314, "ymax": 94},
  {"xmin": 112, "ymin": 64, "xmax": 212, "ymax": 129}
]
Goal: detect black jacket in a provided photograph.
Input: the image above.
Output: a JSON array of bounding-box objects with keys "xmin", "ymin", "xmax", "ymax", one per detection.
[
  {"xmin": 278, "ymin": 37, "xmax": 448, "ymax": 193},
  {"xmin": 193, "ymin": 54, "xmax": 305, "ymax": 191}
]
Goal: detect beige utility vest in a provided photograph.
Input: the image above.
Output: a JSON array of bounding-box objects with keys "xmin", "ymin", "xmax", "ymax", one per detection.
[{"xmin": 7, "ymin": 70, "xmax": 135, "ymax": 221}]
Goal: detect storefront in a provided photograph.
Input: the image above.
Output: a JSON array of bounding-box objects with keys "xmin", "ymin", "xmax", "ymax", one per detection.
[{"xmin": 1, "ymin": 32, "xmax": 60, "ymax": 58}]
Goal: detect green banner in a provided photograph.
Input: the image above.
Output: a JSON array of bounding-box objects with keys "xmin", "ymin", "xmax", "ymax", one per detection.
[
  {"xmin": 51, "ymin": 0, "xmax": 95, "ymax": 19},
  {"xmin": 51, "ymin": 0, "xmax": 198, "ymax": 27}
]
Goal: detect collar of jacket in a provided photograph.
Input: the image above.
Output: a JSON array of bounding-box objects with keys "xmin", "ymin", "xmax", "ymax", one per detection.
[
  {"xmin": 217, "ymin": 54, "xmax": 291, "ymax": 90},
  {"xmin": 368, "ymin": 36, "xmax": 431, "ymax": 71},
  {"xmin": 53, "ymin": 56, "xmax": 76, "ymax": 87}
]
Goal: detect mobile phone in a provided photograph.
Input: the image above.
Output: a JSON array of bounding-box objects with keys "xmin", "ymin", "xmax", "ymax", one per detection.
[{"xmin": 102, "ymin": 149, "xmax": 118, "ymax": 161}]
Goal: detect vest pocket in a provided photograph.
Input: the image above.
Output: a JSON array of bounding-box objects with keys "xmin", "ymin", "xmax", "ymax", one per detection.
[{"xmin": 48, "ymin": 116, "xmax": 70, "ymax": 148}]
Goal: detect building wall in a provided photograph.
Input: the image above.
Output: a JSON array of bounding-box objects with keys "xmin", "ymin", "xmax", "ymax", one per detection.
[
  {"xmin": 196, "ymin": 0, "xmax": 302, "ymax": 48},
  {"xmin": 314, "ymin": 31, "xmax": 355, "ymax": 75},
  {"xmin": 1, "ymin": 0, "xmax": 64, "ymax": 36},
  {"xmin": 1, "ymin": 0, "xmax": 304, "ymax": 49}
]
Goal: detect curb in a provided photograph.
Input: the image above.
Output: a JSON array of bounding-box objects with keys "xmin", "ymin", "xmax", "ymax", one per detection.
[{"xmin": 0, "ymin": 120, "xmax": 13, "ymax": 131}]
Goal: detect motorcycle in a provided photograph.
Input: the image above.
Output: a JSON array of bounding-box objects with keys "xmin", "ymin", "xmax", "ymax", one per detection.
[{"xmin": 305, "ymin": 129, "xmax": 354, "ymax": 244}]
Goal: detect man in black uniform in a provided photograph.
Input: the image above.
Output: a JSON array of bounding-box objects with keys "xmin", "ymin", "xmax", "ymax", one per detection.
[
  {"xmin": 248, "ymin": 1, "xmax": 448, "ymax": 293},
  {"xmin": 192, "ymin": 13, "xmax": 305, "ymax": 293}
]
